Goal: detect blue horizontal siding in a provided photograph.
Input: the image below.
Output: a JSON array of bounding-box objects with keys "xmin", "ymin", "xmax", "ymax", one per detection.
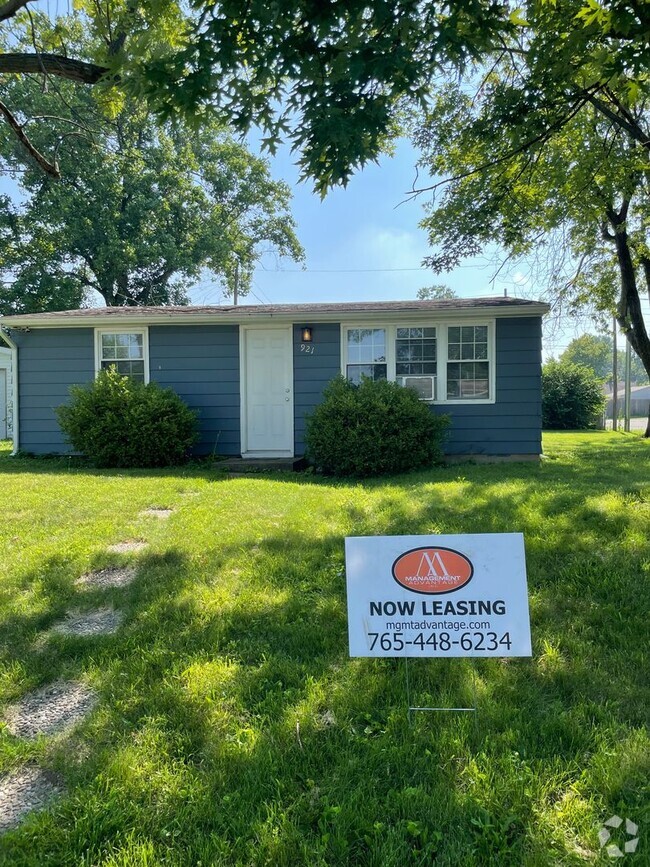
[
  {"xmin": 14, "ymin": 328, "xmax": 94, "ymax": 454},
  {"xmin": 293, "ymin": 324, "xmax": 341, "ymax": 455},
  {"xmin": 12, "ymin": 313, "xmax": 543, "ymax": 460},
  {"xmin": 149, "ymin": 325, "xmax": 240, "ymax": 455},
  {"xmin": 438, "ymin": 317, "xmax": 542, "ymax": 455}
]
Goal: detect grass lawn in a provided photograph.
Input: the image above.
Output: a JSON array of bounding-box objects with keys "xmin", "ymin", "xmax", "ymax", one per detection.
[{"xmin": 0, "ymin": 431, "xmax": 648, "ymax": 865}]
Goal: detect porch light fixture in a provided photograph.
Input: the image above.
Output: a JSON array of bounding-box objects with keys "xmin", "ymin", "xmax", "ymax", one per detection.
[{"xmin": 301, "ymin": 326, "xmax": 313, "ymax": 342}]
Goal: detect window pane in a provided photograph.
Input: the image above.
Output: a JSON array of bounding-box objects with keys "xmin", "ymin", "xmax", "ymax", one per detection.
[
  {"xmin": 422, "ymin": 328, "xmax": 436, "ymax": 338},
  {"xmin": 461, "ymin": 343, "xmax": 474, "ymax": 360},
  {"xmin": 461, "ymin": 326, "xmax": 474, "ymax": 342},
  {"xmin": 448, "ymin": 343, "xmax": 460, "ymax": 360},
  {"xmin": 475, "ymin": 326, "xmax": 488, "ymax": 341},
  {"xmin": 396, "ymin": 328, "xmax": 409, "ymax": 339},
  {"xmin": 447, "ymin": 379, "xmax": 460, "ymax": 398},
  {"xmin": 447, "ymin": 363, "xmax": 460, "ymax": 379},
  {"xmin": 129, "ymin": 336, "xmax": 144, "ymax": 359},
  {"xmin": 448, "ymin": 327, "xmax": 460, "ymax": 342},
  {"xmin": 421, "ymin": 342, "xmax": 437, "ymax": 360},
  {"xmin": 475, "ymin": 343, "xmax": 488, "ymax": 360},
  {"xmin": 346, "ymin": 364, "xmax": 387, "ymax": 384},
  {"xmin": 460, "ymin": 363, "xmax": 475, "ymax": 380},
  {"xmin": 396, "ymin": 342, "xmax": 413, "ymax": 362}
]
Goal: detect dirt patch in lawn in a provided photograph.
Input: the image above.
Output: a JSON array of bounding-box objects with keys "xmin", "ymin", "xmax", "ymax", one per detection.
[
  {"xmin": 0, "ymin": 765, "xmax": 64, "ymax": 834},
  {"xmin": 140, "ymin": 508, "xmax": 173, "ymax": 519},
  {"xmin": 77, "ymin": 566, "xmax": 136, "ymax": 589},
  {"xmin": 4, "ymin": 681, "xmax": 98, "ymax": 739},
  {"xmin": 106, "ymin": 540, "xmax": 148, "ymax": 554},
  {"xmin": 51, "ymin": 607, "xmax": 124, "ymax": 638}
]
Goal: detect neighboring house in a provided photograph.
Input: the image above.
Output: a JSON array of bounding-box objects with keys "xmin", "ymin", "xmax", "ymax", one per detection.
[
  {"xmin": 0, "ymin": 346, "xmax": 12, "ymax": 440},
  {"xmin": 0, "ymin": 298, "xmax": 549, "ymax": 460},
  {"xmin": 605, "ymin": 383, "xmax": 650, "ymax": 418}
]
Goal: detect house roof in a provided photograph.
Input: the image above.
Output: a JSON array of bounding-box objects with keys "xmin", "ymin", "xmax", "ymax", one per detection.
[{"xmin": 0, "ymin": 297, "xmax": 550, "ymax": 328}]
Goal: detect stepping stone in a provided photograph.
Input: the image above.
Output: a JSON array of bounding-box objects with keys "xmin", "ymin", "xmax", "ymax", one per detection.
[
  {"xmin": 4, "ymin": 681, "xmax": 97, "ymax": 739},
  {"xmin": 106, "ymin": 540, "xmax": 148, "ymax": 554},
  {"xmin": 51, "ymin": 607, "xmax": 124, "ymax": 638},
  {"xmin": 77, "ymin": 566, "xmax": 136, "ymax": 589},
  {"xmin": 0, "ymin": 765, "xmax": 63, "ymax": 834},
  {"xmin": 140, "ymin": 508, "xmax": 173, "ymax": 519}
]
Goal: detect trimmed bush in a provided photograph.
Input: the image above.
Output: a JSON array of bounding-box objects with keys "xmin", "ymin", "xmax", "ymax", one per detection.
[
  {"xmin": 305, "ymin": 375, "xmax": 449, "ymax": 477},
  {"xmin": 542, "ymin": 360, "xmax": 606, "ymax": 430},
  {"xmin": 57, "ymin": 367, "xmax": 199, "ymax": 467}
]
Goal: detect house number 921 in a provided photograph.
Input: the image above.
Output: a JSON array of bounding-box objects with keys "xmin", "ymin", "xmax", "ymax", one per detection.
[{"xmin": 300, "ymin": 344, "xmax": 315, "ymax": 354}]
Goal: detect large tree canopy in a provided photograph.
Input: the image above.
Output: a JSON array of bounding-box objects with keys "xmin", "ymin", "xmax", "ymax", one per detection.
[
  {"xmin": 0, "ymin": 60, "xmax": 303, "ymax": 312},
  {"xmin": 0, "ymin": 2, "xmax": 647, "ymax": 191},
  {"xmin": 411, "ymin": 0, "xmax": 650, "ymax": 433},
  {"xmin": 0, "ymin": 1, "xmax": 515, "ymax": 191}
]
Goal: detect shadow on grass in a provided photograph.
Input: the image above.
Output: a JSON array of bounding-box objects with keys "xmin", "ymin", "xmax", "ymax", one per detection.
[{"xmin": 1, "ymin": 434, "xmax": 649, "ymax": 864}]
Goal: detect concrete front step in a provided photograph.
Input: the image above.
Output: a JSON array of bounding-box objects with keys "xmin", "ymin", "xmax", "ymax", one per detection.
[{"xmin": 220, "ymin": 457, "xmax": 307, "ymax": 474}]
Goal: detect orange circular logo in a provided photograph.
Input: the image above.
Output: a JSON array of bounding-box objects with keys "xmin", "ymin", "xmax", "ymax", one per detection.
[{"xmin": 392, "ymin": 547, "xmax": 474, "ymax": 594}]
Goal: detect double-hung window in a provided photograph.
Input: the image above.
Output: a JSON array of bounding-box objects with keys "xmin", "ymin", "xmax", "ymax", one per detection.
[
  {"xmin": 395, "ymin": 327, "xmax": 437, "ymax": 400},
  {"xmin": 446, "ymin": 325, "xmax": 490, "ymax": 400},
  {"xmin": 345, "ymin": 328, "xmax": 387, "ymax": 384},
  {"xmin": 96, "ymin": 329, "xmax": 149, "ymax": 383},
  {"xmin": 342, "ymin": 321, "xmax": 494, "ymax": 403}
]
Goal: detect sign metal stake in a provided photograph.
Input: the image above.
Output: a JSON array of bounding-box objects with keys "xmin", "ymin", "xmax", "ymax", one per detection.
[{"xmin": 405, "ymin": 658, "xmax": 478, "ymax": 725}]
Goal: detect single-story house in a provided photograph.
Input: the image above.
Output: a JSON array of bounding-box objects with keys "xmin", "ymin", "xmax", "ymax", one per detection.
[
  {"xmin": 605, "ymin": 383, "xmax": 650, "ymax": 418},
  {"xmin": 0, "ymin": 345, "xmax": 11, "ymax": 440},
  {"xmin": 0, "ymin": 298, "xmax": 549, "ymax": 461}
]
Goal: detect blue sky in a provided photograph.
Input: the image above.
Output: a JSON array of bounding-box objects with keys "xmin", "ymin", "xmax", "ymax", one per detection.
[
  {"xmin": 187, "ymin": 136, "xmax": 583, "ymax": 358},
  {"xmin": 0, "ymin": 135, "xmax": 605, "ymax": 358},
  {"xmin": 191, "ymin": 138, "xmax": 529, "ymax": 310}
]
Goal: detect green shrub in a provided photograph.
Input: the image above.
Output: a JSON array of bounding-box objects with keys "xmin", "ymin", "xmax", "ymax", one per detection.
[
  {"xmin": 542, "ymin": 360, "xmax": 606, "ymax": 430},
  {"xmin": 305, "ymin": 375, "xmax": 449, "ymax": 477},
  {"xmin": 57, "ymin": 367, "xmax": 199, "ymax": 467}
]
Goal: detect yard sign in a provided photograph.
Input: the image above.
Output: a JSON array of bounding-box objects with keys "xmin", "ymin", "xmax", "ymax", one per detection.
[{"xmin": 345, "ymin": 533, "xmax": 532, "ymax": 657}]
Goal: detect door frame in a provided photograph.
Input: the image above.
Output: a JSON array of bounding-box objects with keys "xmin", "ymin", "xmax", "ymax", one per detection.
[{"xmin": 239, "ymin": 324, "xmax": 294, "ymax": 457}]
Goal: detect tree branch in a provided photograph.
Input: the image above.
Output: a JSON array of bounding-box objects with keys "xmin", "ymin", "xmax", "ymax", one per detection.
[
  {"xmin": 583, "ymin": 91, "xmax": 650, "ymax": 151},
  {"xmin": 0, "ymin": 97, "xmax": 60, "ymax": 177},
  {"xmin": 0, "ymin": 53, "xmax": 108, "ymax": 83},
  {"xmin": 0, "ymin": 0, "xmax": 30, "ymax": 22}
]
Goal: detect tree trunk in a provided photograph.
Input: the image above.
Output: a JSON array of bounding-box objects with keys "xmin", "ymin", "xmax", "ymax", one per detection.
[{"xmin": 608, "ymin": 211, "xmax": 650, "ymax": 437}]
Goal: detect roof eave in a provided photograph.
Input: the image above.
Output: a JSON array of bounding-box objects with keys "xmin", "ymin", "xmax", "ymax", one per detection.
[{"xmin": 0, "ymin": 303, "xmax": 551, "ymax": 329}]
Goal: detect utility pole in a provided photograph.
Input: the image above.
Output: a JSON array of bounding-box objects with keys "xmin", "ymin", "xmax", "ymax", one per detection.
[{"xmin": 612, "ymin": 319, "xmax": 618, "ymax": 431}]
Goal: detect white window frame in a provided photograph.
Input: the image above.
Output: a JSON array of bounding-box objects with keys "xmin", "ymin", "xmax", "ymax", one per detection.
[
  {"xmin": 94, "ymin": 327, "xmax": 150, "ymax": 384},
  {"xmin": 340, "ymin": 320, "xmax": 496, "ymax": 405},
  {"xmin": 440, "ymin": 320, "xmax": 495, "ymax": 405}
]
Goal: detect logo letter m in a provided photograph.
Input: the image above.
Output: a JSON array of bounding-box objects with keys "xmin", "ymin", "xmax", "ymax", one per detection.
[{"xmin": 417, "ymin": 551, "xmax": 450, "ymax": 578}]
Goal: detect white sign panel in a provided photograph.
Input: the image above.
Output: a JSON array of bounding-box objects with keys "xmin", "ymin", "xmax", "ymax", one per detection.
[{"xmin": 345, "ymin": 533, "xmax": 532, "ymax": 657}]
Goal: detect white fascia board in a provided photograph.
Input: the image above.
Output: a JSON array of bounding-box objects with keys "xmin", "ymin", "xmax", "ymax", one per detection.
[{"xmin": 0, "ymin": 304, "xmax": 550, "ymax": 329}]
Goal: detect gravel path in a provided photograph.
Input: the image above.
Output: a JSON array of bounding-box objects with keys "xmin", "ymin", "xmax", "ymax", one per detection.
[
  {"xmin": 51, "ymin": 607, "xmax": 124, "ymax": 638},
  {"xmin": 0, "ymin": 766, "xmax": 63, "ymax": 833},
  {"xmin": 76, "ymin": 566, "xmax": 136, "ymax": 589},
  {"xmin": 140, "ymin": 508, "xmax": 173, "ymax": 519},
  {"xmin": 4, "ymin": 681, "xmax": 98, "ymax": 739},
  {"xmin": 106, "ymin": 540, "xmax": 148, "ymax": 554}
]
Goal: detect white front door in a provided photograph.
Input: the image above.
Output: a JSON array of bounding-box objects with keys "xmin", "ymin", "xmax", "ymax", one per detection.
[{"xmin": 243, "ymin": 327, "xmax": 293, "ymax": 456}]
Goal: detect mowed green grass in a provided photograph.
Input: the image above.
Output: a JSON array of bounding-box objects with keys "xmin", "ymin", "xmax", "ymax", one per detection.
[{"xmin": 0, "ymin": 432, "xmax": 648, "ymax": 866}]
